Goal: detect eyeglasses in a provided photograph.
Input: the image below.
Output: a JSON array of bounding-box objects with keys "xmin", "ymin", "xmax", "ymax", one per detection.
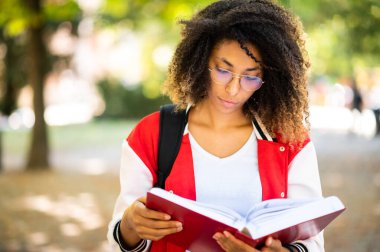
[{"xmin": 208, "ymin": 67, "xmax": 264, "ymax": 92}]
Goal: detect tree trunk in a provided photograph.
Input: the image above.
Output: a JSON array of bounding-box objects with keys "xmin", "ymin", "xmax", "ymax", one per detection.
[{"xmin": 25, "ymin": 0, "xmax": 49, "ymax": 169}]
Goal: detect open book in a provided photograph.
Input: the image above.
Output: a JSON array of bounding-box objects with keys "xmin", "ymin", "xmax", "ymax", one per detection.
[{"xmin": 146, "ymin": 188, "xmax": 345, "ymax": 252}]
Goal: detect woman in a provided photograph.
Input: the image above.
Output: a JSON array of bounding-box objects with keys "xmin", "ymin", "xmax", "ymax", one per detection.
[{"xmin": 108, "ymin": 0, "xmax": 324, "ymax": 251}]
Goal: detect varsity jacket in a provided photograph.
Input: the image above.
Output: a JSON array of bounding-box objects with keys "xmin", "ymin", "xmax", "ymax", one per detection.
[{"xmin": 107, "ymin": 111, "xmax": 325, "ymax": 252}]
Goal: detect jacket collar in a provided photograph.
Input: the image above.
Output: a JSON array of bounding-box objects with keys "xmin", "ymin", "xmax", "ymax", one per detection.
[{"xmin": 253, "ymin": 113, "xmax": 277, "ymax": 142}]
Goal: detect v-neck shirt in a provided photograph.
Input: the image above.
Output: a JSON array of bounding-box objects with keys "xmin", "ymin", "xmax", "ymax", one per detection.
[{"xmin": 188, "ymin": 126, "xmax": 262, "ymax": 217}]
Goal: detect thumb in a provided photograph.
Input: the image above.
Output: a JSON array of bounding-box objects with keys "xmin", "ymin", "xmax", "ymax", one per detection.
[
  {"xmin": 265, "ymin": 237, "xmax": 273, "ymax": 247},
  {"xmin": 265, "ymin": 237, "xmax": 282, "ymax": 250},
  {"xmin": 137, "ymin": 196, "xmax": 147, "ymax": 205}
]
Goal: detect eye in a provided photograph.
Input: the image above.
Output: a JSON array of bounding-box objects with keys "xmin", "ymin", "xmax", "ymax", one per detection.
[
  {"xmin": 216, "ymin": 67, "xmax": 230, "ymax": 74},
  {"xmin": 245, "ymin": 76, "xmax": 261, "ymax": 81}
]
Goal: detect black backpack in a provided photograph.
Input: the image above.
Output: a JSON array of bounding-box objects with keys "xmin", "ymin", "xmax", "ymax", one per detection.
[{"xmin": 155, "ymin": 104, "xmax": 188, "ymax": 189}]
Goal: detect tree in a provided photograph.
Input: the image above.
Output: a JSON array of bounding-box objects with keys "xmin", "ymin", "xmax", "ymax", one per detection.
[
  {"xmin": 0, "ymin": 0, "xmax": 81, "ymax": 170},
  {"xmin": 24, "ymin": 0, "xmax": 49, "ymax": 169},
  {"xmin": 1, "ymin": 0, "xmax": 379, "ymax": 170}
]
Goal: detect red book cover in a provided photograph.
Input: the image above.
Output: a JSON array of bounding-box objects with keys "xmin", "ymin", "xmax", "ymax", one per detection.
[{"xmin": 146, "ymin": 188, "xmax": 345, "ymax": 252}]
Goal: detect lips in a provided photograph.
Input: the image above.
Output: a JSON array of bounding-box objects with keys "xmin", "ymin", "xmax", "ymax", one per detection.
[{"xmin": 218, "ymin": 97, "xmax": 238, "ymax": 108}]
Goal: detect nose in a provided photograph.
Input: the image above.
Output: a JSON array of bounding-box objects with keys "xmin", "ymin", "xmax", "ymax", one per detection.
[{"xmin": 225, "ymin": 75, "xmax": 240, "ymax": 96}]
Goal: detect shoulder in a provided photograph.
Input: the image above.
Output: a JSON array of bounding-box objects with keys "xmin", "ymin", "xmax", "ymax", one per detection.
[
  {"xmin": 276, "ymin": 133, "xmax": 311, "ymax": 164},
  {"xmin": 135, "ymin": 111, "xmax": 160, "ymax": 129},
  {"xmin": 126, "ymin": 111, "xmax": 160, "ymax": 171},
  {"xmin": 288, "ymin": 136, "xmax": 312, "ymax": 164},
  {"xmin": 127, "ymin": 111, "xmax": 160, "ymax": 148}
]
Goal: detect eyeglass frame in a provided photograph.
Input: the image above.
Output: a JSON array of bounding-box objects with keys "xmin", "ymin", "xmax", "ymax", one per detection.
[{"xmin": 208, "ymin": 66, "xmax": 264, "ymax": 92}]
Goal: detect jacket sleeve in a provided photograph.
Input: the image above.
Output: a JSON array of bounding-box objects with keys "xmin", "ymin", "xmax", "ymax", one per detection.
[
  {"xmin": 107, "ymin": 112, "xmax": 160, "ymax": 251},
  {"xmin": 107, "ymin": 140, "xmax": 153, "ymax": 252},
  {"xmin": 287, "ymin": 141, "xmax": 325, "ymax": 252}
]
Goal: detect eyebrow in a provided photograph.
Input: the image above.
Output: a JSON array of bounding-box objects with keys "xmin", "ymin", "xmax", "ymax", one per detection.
[{"xmin": 216, "ymin": 57, "xmax": 260, "ymax": 71}]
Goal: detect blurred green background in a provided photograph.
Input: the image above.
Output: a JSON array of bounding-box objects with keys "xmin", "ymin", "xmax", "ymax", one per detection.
[{"xmin": 0, "ymin": 0, "xmax": 379, "ymax": 251}]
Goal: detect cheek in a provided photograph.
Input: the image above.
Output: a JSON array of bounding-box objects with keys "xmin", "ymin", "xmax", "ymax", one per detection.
[
  {"xmin": 247, "ymin": 90, "xmax": 256, "ymax": 98},
  {"xmin": 241, "ymin": 90, "xmax": 256, "ymax": 102},
  {"xmin": 208, "ymin": 81, "xmax": 222, "ymax": 94}
]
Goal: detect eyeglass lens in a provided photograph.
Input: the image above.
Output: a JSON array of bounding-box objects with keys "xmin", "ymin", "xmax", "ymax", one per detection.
[{"xmin": 211, "ymin": 68, "xmax": 263, "ymax": 91}]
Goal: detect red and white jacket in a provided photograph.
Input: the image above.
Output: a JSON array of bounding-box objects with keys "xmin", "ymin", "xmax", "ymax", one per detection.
[{"xmin": 107, "ymin": 111, "xmax": 324, "ymax": 252}]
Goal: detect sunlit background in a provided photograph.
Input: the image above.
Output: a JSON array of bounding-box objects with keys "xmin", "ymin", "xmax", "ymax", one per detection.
[{"xmin": 0, "ymin": 0, "xmax": 379, "ymax": 251}]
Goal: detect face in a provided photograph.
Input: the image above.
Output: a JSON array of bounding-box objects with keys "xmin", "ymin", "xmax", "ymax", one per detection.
[{"xmin": 206, "ymin": 40, "xmax": 263, "ymax": 113}]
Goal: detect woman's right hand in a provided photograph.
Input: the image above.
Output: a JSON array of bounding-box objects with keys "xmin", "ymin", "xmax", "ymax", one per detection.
[{"xmin": 121, "ymin": 196, "xmax": 183, "ymax": 243}]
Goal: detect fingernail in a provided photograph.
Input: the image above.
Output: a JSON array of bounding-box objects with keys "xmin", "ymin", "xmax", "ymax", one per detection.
[
  {"xmin": 267, "ymin": 237, "xmax": 273, "ymax": 246},
  {"xmin": 223, "ymin": 231, "xmax": 230, "ymax": 237},
  {"xmin": 176, "ymin": 222, "xmax": 182, "ymax": 227},
  {"xmin": 164, "ymin": 215, "xmax": 171, "ymax": 220},
  {"xmin": 213, "ymin": 234, "xmax": 221, "ymax": 240}
]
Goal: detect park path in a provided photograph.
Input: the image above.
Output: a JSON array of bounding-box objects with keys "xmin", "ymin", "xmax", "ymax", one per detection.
[{"xmin": 0, "ymin": 129, "xmax": 379, "ymax": 251}]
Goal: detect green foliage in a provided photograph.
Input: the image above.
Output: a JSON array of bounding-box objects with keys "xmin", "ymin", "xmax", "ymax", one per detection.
[
  {"xmin": 0, "ymin": 0, "xmax": 81, "ymax": 37},
  {"xmin": 44, "ymin": 1, "xmax": 81, "ymax": 23},
  {"xmin": 342, "ymin": 1, "xmax": 380, "ymax": 58},
  {"xmin": 0, "ymin": 0, "xmax": 30, "ymax": 36},
  {"xmin": 93, "ymin": 0, "xmax": 215, "ymax": 118},
  {"xmin": 95, "ymin": 0, "xmax": 214, "ymax": 32},
  {"xmin": 100, "ymin": 0, "xmax": 129, "ymax": 19},
  {"xmin": 315, "ymin": 0, "xmax": 380, "ymax": 61},
  {"xmin": 279, "ymin": 0, "xmax": 380, "ymax": 79},
  {"xmin": 1, "ymin": 0, "xmax": 380, "ymax": 117},
  {"xmin": 0, "ymin": 34, "xmax": 27, "ymax": 115},
  {"xmin": 97, "ymin": 78, "xmax": 170, "ymax": 119},
  {"xmin": 307, "ymin": 17, "xmax": 354, "ymax": 78},
  {"xmin": 0, "ymin": 0, "xmax": 82, "ymax": 116},
  {"xmin": 4, "ymin": 119, "xmax": 137, "ymax": 157}
]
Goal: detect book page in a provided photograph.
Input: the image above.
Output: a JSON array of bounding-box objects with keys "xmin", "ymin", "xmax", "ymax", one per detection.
[
  {"xmin": 245, "ymin": 198, "xmax": 316, "ymax": 224},
  {"xmin": 244, "ymin": 196, "xmax": 344, "ymax": 239}
]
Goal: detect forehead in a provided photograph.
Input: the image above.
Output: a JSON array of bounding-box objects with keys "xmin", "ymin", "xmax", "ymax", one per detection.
[{"xmin": 209, "ymin": 40, "xmax": 262, "ymax": 67}]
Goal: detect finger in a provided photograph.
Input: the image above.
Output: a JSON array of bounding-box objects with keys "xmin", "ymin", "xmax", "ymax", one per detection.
[
  {"xmin": 264, "ymin": 237, "xmax": 283, "ymax": 251},
  {"xmin": 213, "ymin": 232, "xmax": 230, "ymax": 251},
  {"xmin": 133, "ymin": 202, "xmax": 182, "ymax": 228},
  {"xmin": 135, "ymin": 215, "xmax": 182, "ymax": 230},
  {"xmin": 136, "ymin": 223, "xmax": 183, "ymax": 241},
  {"xmin": 213, "ymin": 231, "xmax": 258, "ymax": 252},
  {"xmin": 135, "ymin": 200, "xmax": 172, "ymax": 221},
  {"xmin": 137, "ymin": 196, "xmax": 147, "ymax": 205},
  {"xmin": 129, "ymin": 205, "xmax": 181, "ymax": 233},
  {"xmin": 133, "ymin": 208, "xmax": 182, "ymax": 239},
  {"xmin": 223, "ymin": 231, "xmax": 257, "ymax": 252},
  {"xmin": 130, "ymin": 197, "xmax": 183, "ymax": 241},
  {"xmin": 125, "ymin": 201, "xmax": 177, "ymax": 234}
]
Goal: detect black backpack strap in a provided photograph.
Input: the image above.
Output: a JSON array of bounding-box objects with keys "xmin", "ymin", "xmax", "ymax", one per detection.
[{"xmin": 155, "ymin": 104, "xmax": 188, "ymax": 189}]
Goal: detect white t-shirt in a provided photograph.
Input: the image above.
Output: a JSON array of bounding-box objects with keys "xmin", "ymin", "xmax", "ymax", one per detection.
[{"xmin": 188, "ymin": 128, "xmax": 262, "ymax": 217}]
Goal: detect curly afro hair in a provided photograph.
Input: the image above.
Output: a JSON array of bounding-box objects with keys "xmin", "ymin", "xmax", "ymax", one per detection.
[{"xmin": 163, "ymin": 0, "xmax": 311, "ymax": 144}]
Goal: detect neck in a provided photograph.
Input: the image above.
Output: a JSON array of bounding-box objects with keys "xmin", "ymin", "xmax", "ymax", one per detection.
[{"xmin": 191, "ymin": 100, "xmax": 250, "ymax": 130}]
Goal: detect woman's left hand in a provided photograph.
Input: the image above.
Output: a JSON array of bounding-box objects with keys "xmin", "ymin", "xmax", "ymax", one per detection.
[{"xmin": 213, "ymin": 231, "xmax": 289, "ymax": 252}]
